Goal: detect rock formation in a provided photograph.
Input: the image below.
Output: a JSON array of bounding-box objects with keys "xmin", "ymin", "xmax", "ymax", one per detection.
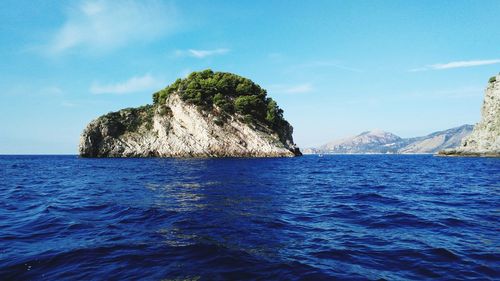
[
  {"xmin": 439, "ymin": 74, "xmax": 500, "ymax": 157},
  {"xmin": 79, "ymin": 70, "xmax": 301, "ymax": 157}
]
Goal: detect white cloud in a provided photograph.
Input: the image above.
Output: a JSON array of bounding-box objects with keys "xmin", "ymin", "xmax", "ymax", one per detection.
[
  {"xmin": 46, "ymin": 0, "xmax": 178, "ymax": 54},
  {"xmin": 431, "ymin": 59, "xmax": 500, "ymax": 69},
  {"xmin": 410, "ymin": 59, "xmax": 500, "ymax": 72},
  {"xmin": 175, "ymin": 48, "xmax": 230, "ymax": 58},
  {"xmin": 90, "ymin": 74, "xmax": 165, "ymax": 94},
  {"xmin": 268, "ymin": 83, "xmax": 314, "ymax": 94}
]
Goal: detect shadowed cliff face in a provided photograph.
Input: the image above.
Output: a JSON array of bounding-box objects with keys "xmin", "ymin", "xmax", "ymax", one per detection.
[
  {"xmin": 79, "ymin": 78, "xmax": 301, "ymax": 157},
  {"xmin": 439, "ymin": 74, "xmax": 500, "ymax": 157}
]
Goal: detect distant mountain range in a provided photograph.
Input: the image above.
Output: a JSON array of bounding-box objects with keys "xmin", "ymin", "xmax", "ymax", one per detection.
[{"xmin": 304, "ymin": 125, "xmax": 473, "ymax": 154}]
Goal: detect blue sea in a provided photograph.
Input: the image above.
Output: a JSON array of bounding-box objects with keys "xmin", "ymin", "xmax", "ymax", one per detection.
[{"xmin": 0, "ymin": 155, "xmax": 498, "ymax": 280}]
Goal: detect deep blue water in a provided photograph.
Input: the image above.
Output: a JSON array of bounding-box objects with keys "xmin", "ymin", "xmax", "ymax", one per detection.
[{"xmin": 0, "ymin": 155, "xmax": 499, "ymax": 280}]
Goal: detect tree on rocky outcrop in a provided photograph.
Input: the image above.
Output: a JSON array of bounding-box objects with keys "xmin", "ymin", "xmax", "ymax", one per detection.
[{"xmin": 153, "ymin": 69, "xmax": 289, "ymax": 131}]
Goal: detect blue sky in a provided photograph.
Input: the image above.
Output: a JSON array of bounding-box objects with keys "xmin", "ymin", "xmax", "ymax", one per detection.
[{"xmin": 1, "ymin": 0, "xmax": 499, "ymax": 153}]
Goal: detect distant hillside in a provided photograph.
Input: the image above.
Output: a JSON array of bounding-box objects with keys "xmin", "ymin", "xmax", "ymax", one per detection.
[
  {"xmin": 304, "ymin": 125, "xmax": 473, "ymax": 154},
  {"xmin": 399, "ymin": 125, "xmax": 473, "ymax": 154},
  {"xmin": 316, "ymin": 130, "xmax": 402, "ymax": 154}
]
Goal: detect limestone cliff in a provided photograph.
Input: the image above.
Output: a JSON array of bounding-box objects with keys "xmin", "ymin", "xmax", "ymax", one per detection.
[
  {"xmin": 79, "ymin": 70, "xmax": 301, "ymax": 157},
  {"xmin": 439, "ymin": 74, "xmax": 500, "ymax": 157}
]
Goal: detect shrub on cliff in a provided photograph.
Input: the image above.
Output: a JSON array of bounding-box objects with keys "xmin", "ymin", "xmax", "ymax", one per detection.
[
  {"xmin": 213, "ymin": 93, "xmax": 234, "ymax": 113},
  {"xmin": 152, "ymin": 69, "xmax": 289, "ymax": 131},
  {"xmin": 489, "ymin": 76, "xmax": 497, "ymax": 83},
  {"xmin": 235, "ymin": 95, "xmax": 266, "ymax": 119}
]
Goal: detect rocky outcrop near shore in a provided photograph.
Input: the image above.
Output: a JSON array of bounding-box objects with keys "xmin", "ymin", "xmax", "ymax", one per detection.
[
  {"xmin": 79, "ymin": 70, "xmax": 301, "ymax": 157},
  {"xmin": 439, "ymin": 74, "xmax": 500, "ymax": 157}
]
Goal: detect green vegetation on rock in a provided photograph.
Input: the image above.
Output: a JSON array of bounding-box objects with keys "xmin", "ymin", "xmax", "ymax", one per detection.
[
  {"xmin": 152, "ymin": 69, "xmax": 289, "ymax": 132},
  {"xmin": 489, "ymin": 76, "xmax": 497, "ymax": 83},
  {"xmin": 100, "ymin": 105, "xmax": 155, "ymax": 136}
]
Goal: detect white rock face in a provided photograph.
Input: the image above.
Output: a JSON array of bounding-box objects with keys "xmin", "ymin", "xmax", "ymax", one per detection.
[
  {"xmin": 79, "ymin": 94, "xmax": 300, "ymax": 157},
  {"xmin": 440, "ymin": 74, "xmax": 500, "ymax": 157}
]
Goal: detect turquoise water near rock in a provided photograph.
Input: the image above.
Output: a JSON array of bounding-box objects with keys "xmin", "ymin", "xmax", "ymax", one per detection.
[{"xmin": 0, "ymin": 155, "xmax": 498, "ymax": 280}]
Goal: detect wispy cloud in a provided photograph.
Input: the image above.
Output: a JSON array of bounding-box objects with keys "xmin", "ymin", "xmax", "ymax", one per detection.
[
  {"xmin": 45, "ymin": 0, "xmax": 179, "ymax": 54},
  {"xmin": 90, "ymin": 74, "xmax": 165, "ymax": 94},
  {"xmin": 175, "ymin": 48, "xmax": 230, "ymax": 58},
  {"xmin": 410, "ymin": 59, "xmax": 500, "ymax": 72},
  {"xmin": 268, "ymin": 83, "xmax": 314, "ymax": 94}
]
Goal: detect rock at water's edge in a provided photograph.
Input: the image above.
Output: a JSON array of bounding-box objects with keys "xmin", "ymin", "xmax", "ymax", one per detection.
[
  {"xmin": 79, "ymin": 71, "xmax": 301, "ymax": 158},
  {"xmin": 438, "ymin": 74, "xmax": 500, "ymax": 157}
]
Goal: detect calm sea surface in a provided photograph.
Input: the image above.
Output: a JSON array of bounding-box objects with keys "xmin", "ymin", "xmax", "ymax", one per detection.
[{"xmin": 0, "ymin": 155, "xmax": 498, "ymax": 280}]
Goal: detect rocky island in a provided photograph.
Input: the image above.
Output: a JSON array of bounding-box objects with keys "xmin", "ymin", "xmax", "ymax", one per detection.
[
  {"xmin": 79, "ymin": 70, "xmax": 301, "ymax": 157},
  {"xmin": 439, "ymin": 73, "xmax": 500, "ymax": 157}
]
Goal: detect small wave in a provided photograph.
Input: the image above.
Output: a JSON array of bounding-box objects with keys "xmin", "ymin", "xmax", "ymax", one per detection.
[
  {"xmin": 439, "ymin": 217, "xmax": 472, "ymax": 227},
  {"xmin": 473, "ymin": 264, "xmax": 499, "ymax": 278},
  {"xmin": 251, "ymin": 218, "xmax": 289, "ymax": 229},
  {"xmin": 427, "ymin": 247, "xmax": 461, "ymax": 261},
  {"xmin": 366, "ymin": 212, "xmax": 441, "ymax": 229},
  {"xmin": 352, "ymin": 192, "xmax": 401, "ymax": 205},
  {"xmin": 312, "ymin": 249, "xmax": 353, "ymax": 261}
]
